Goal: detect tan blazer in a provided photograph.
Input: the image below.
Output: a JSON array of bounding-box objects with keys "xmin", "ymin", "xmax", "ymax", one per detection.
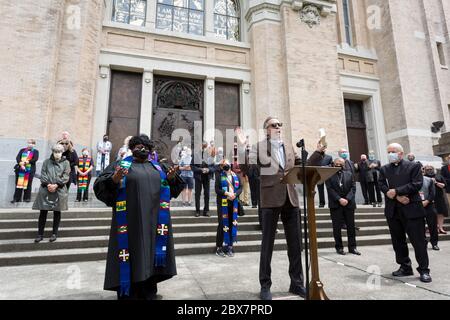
[{"xmin": 250, "ymin": 139, "xmax": 323, "ymax": 208}]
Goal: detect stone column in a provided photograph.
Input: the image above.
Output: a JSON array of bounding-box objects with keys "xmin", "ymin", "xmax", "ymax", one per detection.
[
  {"xmin": 140, "ymin": 70, "xmax": 154, "ymax": 137},
  {"xmin": 241, "ymin": 82, "xmax": 252, "ymax": 131},
  {"xmin": 205, "ymin": 0, "xmax": 215, "ymax": 38},
  {"xmin": 204, "ymin": 78, "xmax": 216, "ymax": 143},
  {"xmin": 92, "ymin": 65, "xmax": 111, "ymax": 148}
]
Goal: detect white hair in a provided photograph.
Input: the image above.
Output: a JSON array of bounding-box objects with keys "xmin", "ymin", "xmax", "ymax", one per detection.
[
  {"xmin": 52, "ymin": 144, "xmax": 64, "ymax": 153},
  {"xmin": 387, "ymin": 143, "xmax": 404, "ymax": 153}
]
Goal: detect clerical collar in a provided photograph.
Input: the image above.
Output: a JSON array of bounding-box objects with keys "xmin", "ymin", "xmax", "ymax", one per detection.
[{"xmin": 392, "ymin": 159, "xmax": 403, "ymax": 167}]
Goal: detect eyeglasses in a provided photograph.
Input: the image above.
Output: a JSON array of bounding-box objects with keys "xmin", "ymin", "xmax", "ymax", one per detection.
[
  {"xmin": 268, "ymin": 123, "xmax": 283, "ymax": 129},
  {"xmin": 61, "ymin": 143, "xmax": 69, "ymax": 145}
]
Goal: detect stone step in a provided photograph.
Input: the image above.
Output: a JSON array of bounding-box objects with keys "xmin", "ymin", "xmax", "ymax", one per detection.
[
  {"xmin": 0, "ymin": 206, "xmax": 386, "ymax": 219},
  {"xmin": 0, "ymin": 215, "xmax": 393, "ymax": 229},
  {"xmin": 2, "ymin": 233, "xmax": 449, "ymax": 267}
]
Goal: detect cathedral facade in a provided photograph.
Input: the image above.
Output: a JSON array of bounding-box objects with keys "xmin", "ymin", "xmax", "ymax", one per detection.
[{"xmin": 1, "ymin": 0, "xmax": 450, "ymax": 204}]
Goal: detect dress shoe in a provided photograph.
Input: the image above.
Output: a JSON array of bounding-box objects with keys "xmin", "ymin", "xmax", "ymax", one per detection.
[
  {"xmin": 252, "ymin": 205, "xmax": 257, "ymax": 208},
  {"xmin": 420, "ymin": 272, "xmax": 432, "ymax": 283},
  {"xmin": 349, "ymin": 249, "xmax": 361, "ymax": 256},
  {"xmin": 289, "ymin": 284, "xmax": 306, "ymax": 298},
  {"xmin": 372, "ymin": 203, "xmax": 377, "ymax": 208},
  {"xmin": 336, "ymin": 248, "xmax": 346, "ymax": 255},
  {"xmin": 260, "ymin": 288, "xmax": 272, "ymax": 300},
  {"xmin": 319, "ymin": 204, "xmax": 325, "ymax": 208},
  {"xmin": 34, "ymin": 236, "xmax": 44, "ymax": 243},
  {"xmin": 203, "ymin": 212, "xmax": 210, "ymax": 217},
  {"xmin": 215, "ymin": 247, "xmax": 226, "ymax": 257},
  {"xmin": 432, "ymin": 245, "xmax": 440, "ymax": 251},
  {"xmin": 392, "ymin": 267, "xmax": 414, "ymax": 277},
  {"xmin": 377, "ymin": 203, "xmax": 383, "ymax": 207},
  {"xmin": 195, "ymin": 211, "xmax": 201, "ymax": 217},
  {"xmin": 24, "ymin": 199, "xmax": 31, "ymax": 203},
  {"xmin": 342, "ymin": 224, "xmax": 347, "ymax": 230},
  {"xmin": 49, "ymin": 234, "xmax": 57, "ymax": 242}
]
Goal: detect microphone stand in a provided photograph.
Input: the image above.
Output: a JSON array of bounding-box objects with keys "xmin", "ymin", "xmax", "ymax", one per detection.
[{"xmin": 297, "ymin": 139, "xmax": 309, "ymax": 300}]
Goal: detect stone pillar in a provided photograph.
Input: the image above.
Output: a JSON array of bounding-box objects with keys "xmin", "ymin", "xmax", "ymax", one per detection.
[
  {"xmin": 281, "ymin": 1, "xmax": 345, "ymax": 151},
  {"xmin": 92, "ymin": 65, "xmax": 111, "ymax": 148},
  {"xmin": 140, "ymin": 70, "xmax": 154, "ymax": 137},
  {"xmin": 241, "ymin": 82, "xmax": 252, "ymax": 131},
  {"xmin": 204, "ymin": 78, "xmax": 215, "ymax": 143},
  {"xmin": 205, "ymin": 0, "xmax": 215, "ymax": 38}
]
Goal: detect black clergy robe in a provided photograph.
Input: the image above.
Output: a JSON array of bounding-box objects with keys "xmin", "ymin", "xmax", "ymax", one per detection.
[{"xmin": 94, "ymin": 160, "xmax": 184, "ymax": 292}]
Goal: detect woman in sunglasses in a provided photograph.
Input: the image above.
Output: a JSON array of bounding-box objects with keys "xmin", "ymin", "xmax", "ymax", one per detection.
[{"xmin": 57, "ymin": 138, "xmax": 79, "ymax": 191}]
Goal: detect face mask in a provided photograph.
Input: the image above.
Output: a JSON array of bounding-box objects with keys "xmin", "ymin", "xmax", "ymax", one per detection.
[
  {"xmin": 104, "ymin": 137, "xmax": 108, "ymax": 142},
  {"xmin": 388, "ymin": 152, "xmax": 399, "ymax": 164},
  {"xmin": 408, "ymin": 157, "xmax": 415, "ymax": 162},
  {"xmin": 133, "ymin": 147, "xmax": 149, "ymax": 159},
  {"xmin": 341, "ymin": 153, "xmax": 349, "ymax": 160},
  {"xmin": 28, "ymin": 144, "xmax": 35, "ymax": 149},
  {"xmin": 53, "ymin": 152, "xmax": 62, "ymax": 161},
  {"xmin": 369, "ymin": 155, "xmax": 375, "ymax": 161},
  {"xmin": 82, "ymin": 151, "xmax": 89, "ymax": 157},
  {"xmin": 222, "ymin": 164, "xmax": 231, "ymax": 171},
  {"xmin": 425, "ymin": 171, "xmax": 435, "ymax": 177}
]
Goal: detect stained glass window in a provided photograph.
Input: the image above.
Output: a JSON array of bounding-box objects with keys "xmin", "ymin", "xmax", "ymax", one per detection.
[
  {"xmin": 156, "ymin": 0, "xmax": 204, "ymax": 36},
  {"xmin": 112, "ymin": 0, "xmax": 147, "ymax": 26},
  {"xmin": 214, "ymin": 0, "xmax": 240, "ymax": 41}
]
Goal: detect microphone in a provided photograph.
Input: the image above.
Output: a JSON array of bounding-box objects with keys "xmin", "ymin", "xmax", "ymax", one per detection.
[{"xmin": 296, "ymin": 139, "xmax": 305, "ymax": 149}]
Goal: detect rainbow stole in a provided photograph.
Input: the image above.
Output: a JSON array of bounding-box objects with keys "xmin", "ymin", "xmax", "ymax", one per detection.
[
  {"xmin": 77, "ymin": 157, "xmax": 91, "ymax": 191},
  {"xmin": 16, "ymin": 149, "xmax": 34, "ymax": 190},
  {"xmin": 115, "ymin": 156, "xmax": 171, "ymax": 297},
  {"xmin": 220, "ymin": 171, "xmax": 239, "ymax": 246}
]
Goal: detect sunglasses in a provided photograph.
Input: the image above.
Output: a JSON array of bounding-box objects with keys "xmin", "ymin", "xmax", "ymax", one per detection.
[
  {"xmin": 268, "ymin": 123, "xmax": 283, "ymax": 129},
  {"xmin": 61, "ymin": 143, "xmax": 69, "ymax": 145}
]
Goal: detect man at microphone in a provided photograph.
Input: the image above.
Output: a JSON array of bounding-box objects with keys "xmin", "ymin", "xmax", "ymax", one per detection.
[{"xmin": 250, "ymin": 116, "xmax": 326, "ymax": 300}]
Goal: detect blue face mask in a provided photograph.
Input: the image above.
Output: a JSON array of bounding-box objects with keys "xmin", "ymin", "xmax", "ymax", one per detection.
[
  {"xmin": 341, "ymin": 152, "xmax": 349, "ymax": 160},
  {"xmin": 388, "ymin": 152, "xmax": 399, "ymax": 164},
  {"xmin": 369, "ymin": 155, "xmax": 375, "ymax": 161}
]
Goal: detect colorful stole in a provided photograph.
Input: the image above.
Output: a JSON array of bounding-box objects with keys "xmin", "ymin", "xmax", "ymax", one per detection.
[
  {"xmin": 16, "ymin": 149, "xmax": 34, "ymax": 190},
  {"xmin": 77, "ymin": 157, "xmax": 92, "ymax": 191},
  {"xmin": 115, "ymin": 156, "xmax": 171, "ymax": 297},
  {"xmin": 220, "ymin": 171, "xmax": 239, "ymax": 246}
]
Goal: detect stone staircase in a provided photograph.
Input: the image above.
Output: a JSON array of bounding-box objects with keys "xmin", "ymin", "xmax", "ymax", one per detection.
[{"xmin": 0, "ymin": 206, "xmax": 449, "ymax": 267}]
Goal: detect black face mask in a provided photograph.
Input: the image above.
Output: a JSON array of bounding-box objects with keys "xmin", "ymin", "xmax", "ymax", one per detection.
[
  {"xmin": 222, "ymin": 164, "xmax": 231, "ymax": 172},
  {"xmin": 133, "ymin": 148, "xmax": 149, "ymax": 159},
  {"xmin": 425, "ymin": 171, "xmax": 435, "ymax": 177}
]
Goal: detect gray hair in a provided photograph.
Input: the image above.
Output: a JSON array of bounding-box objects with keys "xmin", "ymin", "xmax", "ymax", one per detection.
[
  {"xmin": 387, "ymin": 143, "xmax": 404, "ymax": 153},
  {"xmin": 51, "ymin": 144, "xmax": 64, "ymax": 153},
  {"xmin": 263, "ymin": 116, "xmax": 280, "ymax": 129}
]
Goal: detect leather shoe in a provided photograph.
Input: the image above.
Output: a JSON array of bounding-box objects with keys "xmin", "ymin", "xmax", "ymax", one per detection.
[
  {"xmin": 392, "ymin": 267, "xmax": 413, "ymax": 277},
  {"xmin": 260, "ymin": 288, "xmax": 272, "ymax": 300},
  {"xmin": 336, "ymin": 248, "xmax": 346, "ymax": 255},
  {"xmin": 420, "ymin": 272, "xmax": 432, "ymax": 283},
  {"xmin": 203, "ymin": 212, "xmax": 210, "ymax": 217},
  {"xmin": 195, "ymin": 211, "xmax": 201, "ymax": 217},
  {"xmin": 289, "ymin": 284, "xmax": 306, "ymax": 298},
  {"xmin": 432, "ymin": 245, "xmax": 440, "ymax": 251},
  {"xmin": 349, "ymin": 249, "xmax": 361, "ymax": 256}
]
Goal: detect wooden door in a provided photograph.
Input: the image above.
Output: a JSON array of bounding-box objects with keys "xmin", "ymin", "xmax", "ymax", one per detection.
[
  {"xmin": 107, "ymin": 70, "xmax": 142, "ymax": 159},
  {"xmin": 215, "ymin": 82, "xmax": 240, "ymax": 157},
  {"xmin": 345, "ymin": 99, "xmax": 368, "ymax": 163}
]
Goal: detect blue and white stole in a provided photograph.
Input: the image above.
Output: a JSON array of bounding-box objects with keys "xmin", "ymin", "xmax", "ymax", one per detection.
[{"xmin": 220, "ymin": 171, "xmax": 239, "ymax": 246}]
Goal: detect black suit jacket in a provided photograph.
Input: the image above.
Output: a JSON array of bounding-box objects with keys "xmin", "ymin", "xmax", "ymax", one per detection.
[
  {"xmin": 379, "ymin": 160, "xmax": 426, "ymax": 219},
  {"xmin": 440, "ymin": 165, "xmax": 450, "ymax": 193},
  {"xmin": 192, "ymin": 149, "xmax": 215, "ymax": 180},
  {"xmin": 326, "ymin": 170, "xmax": 357, "ymax": 210}
]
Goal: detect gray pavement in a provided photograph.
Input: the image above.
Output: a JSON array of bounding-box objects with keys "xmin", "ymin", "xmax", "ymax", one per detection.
[{"xmin": 1, "ymin": 242, "xmax": 449, "ymax": 300}]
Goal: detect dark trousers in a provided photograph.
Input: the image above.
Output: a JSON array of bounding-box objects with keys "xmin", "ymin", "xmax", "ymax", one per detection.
[
  {"xmin": 76, "ymin": 177, "xmax": 91, "ymax": 201},
  {"xmin": 13, "ymin": 172, "xmax": 34, "ymax": 202},
  {"xmin": 317, "ymin": 183, "xmax": 326, "ymax": 206},
  {"xmin": 248, "ymin": 175, "xmax": 260, "ymax": 207},
  {"xmin": 195, "ymin": 175, "xmax": 210, "ymax": 213},
  {"xmin": 259, "ymin": 195, "xmax": 303, "ymax": 290},
  {"xmin": 117, "ymin": 278, "xmax": 157, "ymax": 300},
  {"xmin": 360, "ymin": 179, "xmax": 369, "ymax": 204},
  {"xmin": 330, "ymin": 207, "xmax": 357, "ymax": 250},
  {"xmin": 38, "ymin": 210, "xmax": 61, "ymax": 236},
  {"xmin": 216, "ymin": 200, "xmax": 236, "ymax": 248},
  {"xmin": 368, "ymin": 178, "xmax": 382, "ymax": 203},
  {"xmin": 425, "ymin": 205, "xmax": 438, "ymax": 246},
  {"xmin": 386, "ymin": 207, "xmax": 429, "ymax": 274}
]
